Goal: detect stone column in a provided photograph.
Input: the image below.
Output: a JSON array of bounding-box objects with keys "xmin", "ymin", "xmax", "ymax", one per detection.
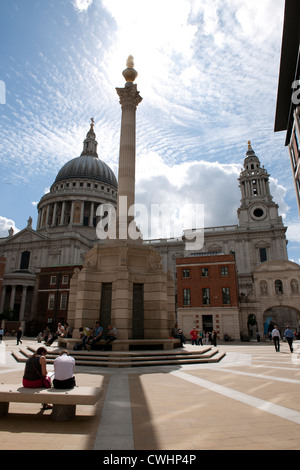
[
  {"xmin": 116, "ymin": 56, "xmax": 142, "ymax": 240},
  {"xmin": 19, "ymin": 285, "xmax": 28, "ymax": 321},
  {"xmin": 89, "ymin": 202, "xmax": 94, "ymax": 227},
  {"xmin": 70, "ymin": 201, "xmax": 75, "ymax": 225},
  {"xmin": 51, "ymin": 202, "xmax": 57, "ymax": 226},
  {"xmin": 9, "ymin": 285, "xmax": 16, "ymax": 311},
  {"xmin": 0, "ymin": 285, "xmax": 6, "ymax": 313},
  {"xmin": 80, "ymin": 201, "xmax": 84, "ymax": 225},
  {"xmin": 37, "ymin": 210, "xmax": 41, "ymax": 229},
  {"xmin": 60, "ymin": 201, "xmax": 65, "ymax": 225}
]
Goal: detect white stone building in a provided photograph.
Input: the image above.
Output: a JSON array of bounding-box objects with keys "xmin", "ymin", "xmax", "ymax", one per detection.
[
  {"xmin": 148, "ymin": 142, "xmax": 300, "ymax": 338},
  {"xmin": 0, "ymin": 122, "xmax": 117, "ymax": 326},
  {"xmin": 0, "ymin": 127, "xmax": 299, "ymax": 338}
]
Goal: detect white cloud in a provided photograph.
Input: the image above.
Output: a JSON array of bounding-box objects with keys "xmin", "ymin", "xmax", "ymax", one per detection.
[
  {"xmin": 2, "ymin": 0, "xmax": 298, "ymax": 258},
  {"xmin": 71, "ymin": 0, "xmax": 93, "ymax": 12},
  {"xmin": 135, "ymin": 150, "xmax": 295, "ymax": 240},
  {"xmin": 0, "ymin": 216, "xmax": 19, "ymax": 238},
  {"xmin": 286, "ymin": 222, "xmax": 300, "ymax": 244},
  {"xmin": 135, "ymin": 152, "xmax": 242, "ymax": 238}
]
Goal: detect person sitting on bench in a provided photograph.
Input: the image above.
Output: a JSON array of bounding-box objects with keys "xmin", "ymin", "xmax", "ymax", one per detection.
[
  {"xmin": 103, "ymin": 325, "xmax": 117, "ymax": 348},
  {"xmin": 22, "ymin": 346, "xmax": 52, "ymax": 410},
  {"xmin": 53, "ymin": 350, "xmax": 76, "ymax": 389},
  {"xmin": 86, "ymin": 322, "xmax": 104, "ymax": 350},
  {"xmin": 45, "ymin": 323, "xmax": 65, "ymax": 346}
]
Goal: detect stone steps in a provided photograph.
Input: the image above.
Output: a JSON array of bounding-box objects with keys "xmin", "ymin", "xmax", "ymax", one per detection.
[{"xmin": 12, "ymin": 345, "xmax": 225, "ymax": 368}]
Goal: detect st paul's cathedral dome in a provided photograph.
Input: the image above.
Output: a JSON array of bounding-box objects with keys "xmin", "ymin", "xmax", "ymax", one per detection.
[{"xmin": 36, "ymin": 120, "xmax": 117, "ymax": 238}]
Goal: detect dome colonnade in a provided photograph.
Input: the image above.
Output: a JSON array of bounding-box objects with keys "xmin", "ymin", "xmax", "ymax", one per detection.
[{"xmin": 36, "ymin": 121, "xmax": 117, "ymax": 238}]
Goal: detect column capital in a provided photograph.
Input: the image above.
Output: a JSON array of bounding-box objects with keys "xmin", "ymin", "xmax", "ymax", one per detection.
[{"xmin": 116, "ymin": 84, "xmax": 143, "ymax": 109}]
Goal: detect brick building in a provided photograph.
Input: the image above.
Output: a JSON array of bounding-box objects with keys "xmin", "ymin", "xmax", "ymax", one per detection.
[
  {"xmin": 35, "ymin": 265, "xmax": 82, "ymax": 333},
  {"xmin": 176, "ymin": 253, "xmax": 240, "ymax": 340}
]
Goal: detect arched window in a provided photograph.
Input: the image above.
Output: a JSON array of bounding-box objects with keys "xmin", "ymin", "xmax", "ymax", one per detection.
[
  {"xmin": 275, "ymin": 279, "xmax": 283, "ymax": 294},
  {"xmin": 20, "ymin": 251, "xmax": 30, "ymax": 270}
]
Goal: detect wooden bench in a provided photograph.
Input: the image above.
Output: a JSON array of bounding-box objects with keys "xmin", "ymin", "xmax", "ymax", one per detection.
[{"xmin": 0, "ymin": 384, "xmax": 102, "ymax": 421}]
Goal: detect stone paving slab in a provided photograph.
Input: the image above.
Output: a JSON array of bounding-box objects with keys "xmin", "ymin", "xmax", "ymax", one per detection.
[{"xmin": 0, "ymin": 337, "xmax": 299, "ymax": 453}]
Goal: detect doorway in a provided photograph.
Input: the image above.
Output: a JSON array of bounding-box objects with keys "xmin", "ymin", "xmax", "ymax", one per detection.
[
  {"xmin": 100, "ymin": 283, "xmax": 112, "ymax": 333},
  {"xmin": 132, "ymin": 283, "xmax": 144, "ymax": 339}
]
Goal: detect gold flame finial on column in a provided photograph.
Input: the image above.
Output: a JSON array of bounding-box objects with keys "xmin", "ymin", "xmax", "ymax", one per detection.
[{"xmin": 122, "ymin": 55, "xmax": 138, "ymax": 86}]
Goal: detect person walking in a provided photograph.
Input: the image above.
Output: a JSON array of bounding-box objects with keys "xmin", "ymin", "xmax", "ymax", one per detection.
[
  {"xmin": 16, "ymin": 327, "xmax": 23, "ymax": 345},
  {"xmin": 284, "ymin": 325, "xmax": 295, "ymax": 353},
  {"xmin": 271, "ymin": 325, "xmax": 281, "ymax": 352}
]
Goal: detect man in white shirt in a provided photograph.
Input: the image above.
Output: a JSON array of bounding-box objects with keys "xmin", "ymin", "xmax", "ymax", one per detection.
[
  {"xmin": 53, "ymin": 350, "xmax": 76, "ymax": 389},
  {"xmin": 271, "ymin": 325, "xmax": 281, "ymax": 352}
]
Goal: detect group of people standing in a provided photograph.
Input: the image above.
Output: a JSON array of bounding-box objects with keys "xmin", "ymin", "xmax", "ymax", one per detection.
[
  {"xmin": 171, "ymin": 324, "xmax": 217, "ymax": 347},
  {"xmin": 189, "ymin": 327, "xmax": 217, "ymax": 346}
]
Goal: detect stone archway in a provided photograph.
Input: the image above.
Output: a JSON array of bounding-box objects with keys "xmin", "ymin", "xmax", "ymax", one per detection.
[
  {"xmin": 250, "ymin": 259, "xmax": 300, "ymax": 339},
  {"xmin": 263, "ymin": 305, "xmax": 300, "ymax": 338}
]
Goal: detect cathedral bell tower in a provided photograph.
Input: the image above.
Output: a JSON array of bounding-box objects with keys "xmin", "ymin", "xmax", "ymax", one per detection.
[{"xmin": 237, "ymin": 142, "xmax": 284, "ymax": 229}]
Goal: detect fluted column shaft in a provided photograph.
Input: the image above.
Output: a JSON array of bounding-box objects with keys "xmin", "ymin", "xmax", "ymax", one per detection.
[{"xmin": 116, "ymin": 84, "xmax": 142, "ymax": 238}]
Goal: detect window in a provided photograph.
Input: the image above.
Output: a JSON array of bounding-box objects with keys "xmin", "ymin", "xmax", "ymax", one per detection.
[
  {"xmin": 275, "ymin": 279, "xmax": 283, "ymax": 294},
  {"xmin": 62, "ymin": 275, "xmax": 69, "ymax": 284},
  {"xmin": 259, "ymin": 248, "xmax": 267, "ymax": 263},
  {"xmin": 183, "ymin": 289, "xmax": 191, "ymax": 306},
  {"xmin": 222, "ymin": 287, "xmax": 231, "ymax": 305},
  {"xmin": 50, "ymin": 276, "xmax": 57, "ymax": 285},
  {"xmin": 182, "ymin": 269, "xmax": 190, "ymax": 278},
  {"xmin": 290, "ymin": 144, "xmax": 297, "ymax": 171},
  {"xmin": 202, "ymin": 288, "xmax": 210, "ymax": 305},
  {"xmin": 20, "ymin": 251, "xmax": 30, "ymax": 270},
  {"xmin": 201, "ymin": 267, "xmax": 209, "ymax": 277},
  {"xmin": 48, "ymin": 293, "xmax": 55, "ymax": 310},
  {"xmin": 253, "ymin": 180, "xmax": 258, "ymax": 195},
  {"xmin": 221, "ymin": 266, "xmax": 228, "ymax": 276},
  {"xmin": 60, "ymin": 293, "xmax": 68, "ymax": 310}
]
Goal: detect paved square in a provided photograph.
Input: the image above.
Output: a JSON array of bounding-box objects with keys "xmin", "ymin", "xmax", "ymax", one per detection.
[{"xmin": 0, "ymin": 337, "xmax": 299, "ymax": 450}]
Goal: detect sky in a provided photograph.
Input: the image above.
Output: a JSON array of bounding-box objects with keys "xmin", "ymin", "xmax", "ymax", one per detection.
[{"xmin": 0, "ymin": 0, "xmax": 299, "ymax": 262}]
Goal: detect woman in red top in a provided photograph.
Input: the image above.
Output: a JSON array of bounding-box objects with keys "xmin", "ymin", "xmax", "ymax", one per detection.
[{"xmin": 22, "ymin": 346, "xmax": 52, "ymax": 410}]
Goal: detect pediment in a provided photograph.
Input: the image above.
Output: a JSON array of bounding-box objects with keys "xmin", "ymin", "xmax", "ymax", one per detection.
[
  {"xmin": 253, "ymin": 259, "xmax": 300, "ymax": 273},
  {"xmin": 1, "ymin": 227, "xmax": 49, "ymax": 245}
]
